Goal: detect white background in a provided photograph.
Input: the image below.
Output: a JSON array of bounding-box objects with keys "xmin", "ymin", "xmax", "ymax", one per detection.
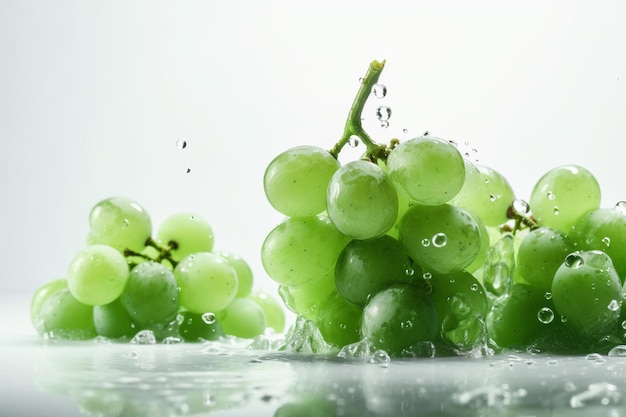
[{"xmin": 2, "ymin": 0, "xmax": 626, "ymax": 299}]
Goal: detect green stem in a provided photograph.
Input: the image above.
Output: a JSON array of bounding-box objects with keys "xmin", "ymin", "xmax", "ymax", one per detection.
[{"xmin": 329, "ymin": 60, "xmax": 387, "ymax": 160}]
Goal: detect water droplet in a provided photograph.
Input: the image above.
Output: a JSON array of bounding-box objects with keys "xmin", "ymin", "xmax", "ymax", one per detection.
[
  {"xmin": 371, "ymin": 83, "xmax": 387, "ymax": 98},
  {"xmin": 560, "ymin": 315, "xmax": 568, "ymax": 323},
  {"xmin": 432, "ymin": 233, "xmax": 447, "ymax": 248},
  {"xmin": 421, "ymin": 238, "xmax": 431, "ymax": 247},
  {"xmin": 584, "ymin": 352, "xmax": 606, "ymax": 363},
  {"xmin": 489, "ymin": 194, "xmax": 497, "ymax": 202},
  {"xmin": 547, "ymin": 359, "xmax": 559, "ymax": 366},
  {"xmin": 402, "ymin": 128, "xmax": 408, "ymax": 134},
  {"xmin": 369, "ymin": 349, "xmax": 391, "ymax": 367},
  {"xmin": 470, "ymin": 283, "xmax": 479, "ymax": 291},
  {"xmin": 185, "ymin": 168, "xmax": 191, "ymax": 174},
  {"xmin": 380, "ymin": 120, "xmax": 389, "ymax": 128},
  {"xmin": 609, "ymin": 345, "xmax": 626, "ymax": 357},
  {"xmin": 423, "ymin": 272, "xmax": 432, "ymax": 280},
  {"xmin": 512, "ymin": 199, "xmax": 530, "ymax": 215},
  {"xmin": 376, "ymin": 106, "xmax": 392, "ymax": 121},
  {"xmin": 339, "ymin": 323, "xmax": 347, "ymax": 330},
  {"xmin": 130, "ymin": 330, "xmax": 156, "ymax": 345},
  {"xmin": 358, "ymin": 77, "xmax": 364, "ymax": 83},
  {"xmin": 405, "ymin": 268, "xmax": 415, "ymax": 276},
  {"xmin": 564, "ymin": 253, "xmax": 584, "ymax": 269},
  {"xmin": 553, "ymin": 206, "xmax": 560, "ymax": 215},
  {"xmin": 547, "ymin": 191, "xmax": 555, "ymax": 200},
  {"xmin": 176, "ymin": 139, "xmax": 187, "ymax": 149},
  {"xmin": 348, "ymin": 136, "xmax": 360, "ymax": 147},
  {"xmin": 615, "ymin": 201, "xmax": 626, "ymax": 215},
  {"xmin": 608, "ymin": 299, "xmax": 620, "ymax": 311},
  {"xmin": 544, "ymin": 291, "xmax": 552, "ymax": 300},
  {"xmin": 602, "ymin": 236, "xmax": 611, "ymax": 247},
  {"xmin": 202, "ymin": 312, "xmax": 216, "ymax": 324},
  {"xmin": 400, "ymin": 320, "xmax": 413, "ymax": 330},
  {"xmin": 621, "ymin": 320, "xmax": 626, "ymax": 330},
  {"xmin": 537, "ymin": 307, "xmax": 554, "ymax": 324}
]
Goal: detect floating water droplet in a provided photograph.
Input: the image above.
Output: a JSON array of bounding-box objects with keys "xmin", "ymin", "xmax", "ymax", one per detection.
[
  {"xmin": 564, "ymin": 253, "xmax": 584, "ymax": 269},
  {"xmin": 615, "ymin": 201, "xmax": 626, "ymax": 215},
  {"xmin": 202, "ymin": 312, "xmax": 216, "ymax": 324},
  {"xmin": 371, "ymin": 83, "xmax": 387, "ymax": 98},
  {"xmin": 512, "ymin": 199, "xmax": 530, "ymax": 215},
  {"xmin": 537, "ymin": 307, "xmax": 554, "ymax": 324},
  {"xmin": 185, "ymin": 168, "xmax": 191, "ymax": 174},
  {"xmin": 369, "ymin": 349, "xmax": 391, "ymax": 366},
  {"xmin": 608, "ymin": 299, "xmax": 620, "ymax": 311},
  {"xmin": 402, "ymin": 128, "xmax": 408, "ymax": 133},
  {"xmin": 376, "ymin": 106, "xmax": 392, "ymax": 121},
  {"xmin": 602, "ymin": 236, "xmax": 611, "ymax": 247},
  {"xmin": 380, "ymin": 120, "xmax": 389, "ymax": 128},
  {"xmin": 348, "ymin": 136, "xmax": 360, "ymax": 147},
  {"xmin": 421, "ymin": 238, "xmax": 431, "ymax": 247},
  {"xmin": 547, "ymin": 191, "xmax": 555, "ymax": 200},
  {"xmin": 130, "ymin": 330, "xmax": 156, "ymax": 345},
  {"xmin": 432, "ymin": 233, "xmax": 447, "ymax": 248},
  {"xmin": 176, "ymin": 139, "xmax": 187, "ymax": 149}
]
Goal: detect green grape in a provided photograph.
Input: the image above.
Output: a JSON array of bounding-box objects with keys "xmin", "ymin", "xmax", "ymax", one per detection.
[
  {"xmin": 36, "ymin": 288, "xmax": 96, "ymax": 340},
  {"xmin": 326, "ymin": 160, "xmax": 398, "ymax": 239},
  {"xmin": 399, "ymin": 204, "xmax": 482, "ymax": 274},
  {"xmin": 517, "ymin": 226, "xmax": 574, "ymax": 291},
  {"xmin": 387, "ymin": 189, "xmax": 412, "ymax": 239},
  {"xmin": 486, "ymin": 283, "xmax": 562, "ymax": 349},
  {"xmin": 31, "ymin": 278, "xmax": 67, "ymax": 327},
  {"xmin": 215, "ymin": 251, "xmax": 253, "ymax": 298},
  {"xmin": 264, "ymin": 145, "xmax": 340, "ymax": 217},
  {"xmin": 570, "ymin": 205, "xmax": 626, "ymax": 280},
  {"xmin": 450, "ymin": 162, "xmax": 515, "ymax": 227},
  {"xmin": 529, "ymin": 165, "xmax": 601, "ymax": 233},
  {"xmin": 464, "ymin": 210, "xmax": 490, "ymax": 273},
  {"xmin": 121, "ymin": 261, "xmax": 179, "ymax": 326},
  {"xmin": 156, "ymin": 212, "xmax": 214, "ymax": 262},
  {"xmin": 482, "ymin": 233, "xmax": 515, "ymax": 299},
  {"xmin": 248, "ymin": 291, "xmax": 286, "ymax": 333},
  {"xmin": 314, "ymin": 290, "xmax": 362, "ymax": 347},
  {"xmin": 278, "ymin": 271, "xmax": 335, "ymax": 321},
  {"xmin": 361, "ymin": 284, "xmax": 438, "ymax": 357},
  {"xmin": 174, "ymin": 252, "xmax": 238, "ymax": 313},
  {"xmin": 261, "ymin": 215, "xmax": 348, "ymax": 286},
  {"xmin": 67, "ymin": 244, "xmax": 129, "ymax": 306},
  {"xmin": 93, "ymin": 297, "xmax": 136, "ymax": 339},
  {"xmin": 551, "ymin": 250, "xmax": 622, "ymax": 340},
  {"xmin": 387, "ymin": 136, "xmax": 465, "ymax": 205},
  {"xmin": 179, "ymin": 311, "xmax": 224, "ymax": 342},
  {"xmin": 88, "ymin": 196, "xmax": 152, "ymax": 253},
  {"xmin": 334, "ymin": 235, "xmax": 416, "ymax": 306},
  {"xmin": 217, "ymin": 297, "xmax": 267, "ymax": 339}
]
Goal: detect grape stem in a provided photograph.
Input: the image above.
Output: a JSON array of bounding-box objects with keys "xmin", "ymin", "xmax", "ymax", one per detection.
[
  {"xmin": 124, "ymin": 237, "xmax": 179, "ymax": 268},
  {"xmin": 329, "ymin": 60, "xmax": 389, "ymax": 161}
]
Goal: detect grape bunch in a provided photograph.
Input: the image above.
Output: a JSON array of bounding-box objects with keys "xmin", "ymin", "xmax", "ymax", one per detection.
[
  {"xmin": 31, "ymin": 197, "xmax": 285, "ymax": 343},
  {"xmin": 261, "ymin": 60, "xmax": 626, "ymax": 357}
]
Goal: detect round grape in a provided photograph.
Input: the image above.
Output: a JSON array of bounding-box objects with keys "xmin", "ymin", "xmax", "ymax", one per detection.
[
  {"xmin": 36, "ymin": 288, "xmax": 96, "ymax": 340},
  {"xmin": 215, "ymin": 251, "xmax": 253, "ymax": 298},
  {"xmin": 217, "ymin": 297, "xmax": 267, "ymax": 339},
  {"xmin": 156, "ymin": 212, "xmax": 214, "ymax": 262}
]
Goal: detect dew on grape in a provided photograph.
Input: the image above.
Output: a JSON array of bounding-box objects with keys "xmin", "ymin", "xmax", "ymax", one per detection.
[
  {"xmin": 553, "ymin": 206, "xmax": 560, "ymax": 215},
  {"xmin": 202, "ymin": 312, "xmax": 216, "ymax": 324},
  {"xmin": 421, "ymin": 238, "xmax": 431, "ymax": 247},
  {"xmin": 537, "ymin": 307, "xmax": 555, "ymax": 324},
  {"xmin": 176, "ymin": 139, "xmax": 187, "ymax": 149},
  {"xmin": 470, "ymin": 283, "xmax": 479, "ymax": 291},
  {"xmin": 607, "ymin": 299, "xmax": 620, "ymax": 311},
  {"xmin": 489, "ymin": 194, "xmax": 496, "ymax": 202},
  {"xmin": 601, "ymin": 236, "xmax": 611, "ymax": 247},
  {"xmin": 564, "ymin": 253, "xmax": 584, "ymax": 269},
  {"xmin": 432, "ymin": 233, "xmax": 448, "ymax": 248},
  {"xmin": 405, "ymin": 267, "xmax": 415, "ymax": 276},
  {"xmin": 371, "ymin": 83, "xmax": 387, "ymax": 98},
  {"xmin": 547, "ymin": 191, "xmax": 555, "ymax": 200},
  {"xmin": 544, "ymin": 291, "xmax": 552, "ymax": 300},
  {"xmin": 423, "ymin": 272, "xmax": 432, "ymax": 280}
]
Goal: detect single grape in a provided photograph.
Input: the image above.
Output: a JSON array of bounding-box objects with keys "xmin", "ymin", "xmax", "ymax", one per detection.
[
  {"xmin": 387, "ymin": 136, "xmax": 465, "ymax": 205},
  {"xmin": 121, "ymin": 261, "xmax": 180, "ymax": 326},
  {"xmin": 551, "ymin": 250, "xmax": 622, "ymax": 340},
  {"xmin": 529, "ymin": 165, "xmax": 601, "ymax": 233},
  {"xmin": 248, "ymin": 291, "xmax": 286, "ymax": 333},
  {"xmin": 335, "ymin": 235, "xmax": 416, "ymax": 306},
  {"xmin": 30, "ymin": 278, "xmax": 68, "ymax": 327},
  {"xmin": 570, "ymin": 206, "xmax": 626, "ymax": 280},
  {"xmin": 264, "ymin": 145, "xmax": 341, "ymax": 217},
  {"xmin": 464, "ymin": 209, "xmax": 491, "ymax": 273},
  {"xmin": 450, "ymin": 162, "xmax": 515, "ymax": 227},
  {"xmin": 174, "ymin": 252, "xmax": 238, "ymax": 313},
  {"xmin": 217, "ymin": 297, "xmax": 267, "ymax": 339},
  {"xmin": 261, "ymin": 215, "xmax": 348, "ymax": 286},
  {"xmin": 215, "ymin": 251, "xmax": 253, "ymax": 298},
  {"xmin": 156, "ymin": 212, "xmax": 214, "ymax": 262},
  {"xmin": 399, "ymin": 204, "xmax": 482, "ymax": 274},
  {"xmin": 88, "ymin": 196, "xmax": 152, "ymax": 253},
  {"xmin": 67, "ymin": 244, "xmax": 129, "ymax": 306},
  {"xmin": 35, "ymin": 288, "xmax": 96, "ymax": 340},
  {"xmin": 278, "ymin": 271, "xmax": 335, "ymax": 321},
  {"xmin": 326, "ymin": 159, "xmax": 398, "ymax": 239},
  {"xmin": 517, "ymin": 226, "xmax": 574, "ymax": 291},
  {"xmin": 179, "ymin": 311, "xmax": 225, "ymax": 342},
  {"xmin": 93, "ymin": 297, "xmax": 136, "ymax": 339},
  {"xmin": 315, "ymin": 291, "xmax": 362, "ymax": 348},
  {"xmin": 361, "ymin": 284, "xmax": 438, "ymax": 357}
]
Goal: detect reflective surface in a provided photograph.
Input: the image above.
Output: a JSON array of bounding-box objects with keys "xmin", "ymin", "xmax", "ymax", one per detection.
[{"xmin": 4, "ymin": 295, "xmax": 626, "ymax": 417}]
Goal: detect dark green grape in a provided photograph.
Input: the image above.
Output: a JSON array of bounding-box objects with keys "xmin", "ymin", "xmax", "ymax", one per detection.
[
  {"xmin": 314, "ymin": 291, "xmax": 362, "ymax": 347},
  {"xmin": 93, "ymin": 297, "xmax": 136, "ymax": 339},
  {"xmin": 179, "ymin": 311, "xmax": 224, "ymax": 342},
  {"xmin": 36, "ymin": 288, "xmax": 96, "ymax": 340}
]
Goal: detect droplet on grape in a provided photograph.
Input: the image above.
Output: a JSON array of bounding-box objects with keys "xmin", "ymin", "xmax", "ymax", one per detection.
[
  {"xmin": 432, "ymin": 233, "xmax": 447, "ymax": 248},
  {"xmin": 608, "ymin": 345, "xmax": 626, "ymax": 357},
  {"xmin": 601, "ymin": 236, "xmax": 611, "ymax": 247},
  {"xmin": 376, "ymin": 106, "xmax": 392, "ymax": 122},
  {"xmin": 371, "ymin": 83, "xmax": 387, "ymax": 98},
  {"xmin": 423, "ymin": 272, "xmax": 432, "ymax": 280},
  {"xmin": 544, "ymin": 291, "xmax": 552, "ymax": 300},
  {"xmin": 553, "ymin": 206, "xmax": 560, "ymax": 215},
  {"xmin": 489, "ymin": 194, "xmax": 497, "ymax": 202},
  {"xmin": 400, "ymin": 320, "xmax": 413, "ymax": 330},
  {"xmin": 405, "ymin": 267, "xmax": 415, "ymax": 276},
  {"xmin": 421, "ymin": 238, "xmax": 431, "ymax": 247},
  {"xmin": 202, "ymin": 312, "xmax": 216, "ymax": 324},
  {"xmin": 608, "ymin": 299, "xmax": 620, "ymax": 312},
  {"xmin": 512, "ymin": 199, "xmax": 530, "ymax": 215},
  {"xmin": 348, "ymin": 136, "xmax": 360, "ymax": 148},
  {"xmin": 176, "ymin": 139, "xmax": 187, "ymax": 149},
  {"xmin": 537, "ymin": 307, "xmax": 554, "ymax": 324},
  {"xmin": 547, "ymin": 191, "xmax": 555, "ymax": 200},
  {"xmin": 564, "ymin": 253, "xmax": 585, "ymax": 269},
  {"xmin": 470, "ymin": 283, "xmax": 479, "ymax": 291}
]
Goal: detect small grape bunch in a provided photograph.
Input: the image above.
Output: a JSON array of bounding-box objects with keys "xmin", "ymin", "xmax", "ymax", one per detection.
[{"xmin": 31, "ymin": 197, "xmax": 285, "ymax": 343}]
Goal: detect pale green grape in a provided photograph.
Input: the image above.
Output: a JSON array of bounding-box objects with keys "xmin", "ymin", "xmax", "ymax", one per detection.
[
  {"xmin": 31, "ymin": 278, "xmax": 67, "ymax": 327},
  {"xmin": 551, "ymin": 250, "xmax": 622, "ymax": 340},
  {"xmin": 248, "ymin": 291, "xmax": 286, "ymax": 333},
  {"xmin": 464, "ymin": 210, "xmax": 490, "ymax": 273},
  {"xmin": 121, "ymin": 261, "xmax": 180, "ymax": 326},
  {"xmin": 326, "ymin": 160, "xmax": 398, "ymax": 239},
  {"xmin": 88, "ymin": 196, "xmax": 152, "ymax": 253},
  {"xmin": 67, "ymin": 244, "xmax": 129, "ymax": 306},
  {"xmin": 570, "ymin": 206, "xmax": 626, "ymax": 280},
  {"xmin": 36, "ymin": 288, "xmax": 96, "ymax": 340},
  {"xmin": 93, "ymin": 297, "xmax": 136, "ymax": 339},
  {"xmin": 264, "ymin": 145, "xmax": 340, "ymax": 216},
  {"xmin": 215, "ymin": 251, "xmax": 253, "ymax": 298},
  {"xmin": 361, "ymin": 284, "xmax": 438, "ymax": 357},
  {"xmin": 217, "ymin": 297, "xmax": 267, "ymax": 339},
  {"xmin": 450, "ymin": 162, "xmax": 515, "ymax": 227},
  {"xmin": 315, "ymin": 291, "xmax": 362, "ymax": 347},
  {"xmin": 529, "ymin": 165, "xmax": 601, "ymax": 233},
  {"xmin": 335, "ymin": 235, "xmax": 416, "ymax": 306},
  {"xmin": 261, "ymin": 215, "xmax": 348, "ymax": 286},
  {"xmin": 278, "ymin": 271, "xmax": 335, "ymax": 321},
  {"xmin": 399, "ymin": 204, "xmax": 482, "ymax": 274},
  {"xmin": 156, "ymin": 212, "xmax": 214, "ymax": 262},
  {"xmin": 387, "ymin": 136, "xmax": 465, "ymax": 205},
  {"xmin": 517, "ymin": 226, "xmax": 574, "ymax": 291},
  {"xmin": 174, "ymin": 252, "xmax": 238, "ymax": 313}
]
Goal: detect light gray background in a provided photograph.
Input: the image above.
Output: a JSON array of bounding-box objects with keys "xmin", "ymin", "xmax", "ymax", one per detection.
[{"xmin": 2, "ymin": 0, "xmax": 626, "ymax": 299}]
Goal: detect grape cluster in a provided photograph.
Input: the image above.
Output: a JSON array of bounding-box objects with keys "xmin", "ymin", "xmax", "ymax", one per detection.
[
  {"xmin": 261, "ymin": 60, "xmax": 626, "ymax": 357},
  {"xmin": 31, "ymin": 197, "xmax": 285, "ymax": 343}
]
